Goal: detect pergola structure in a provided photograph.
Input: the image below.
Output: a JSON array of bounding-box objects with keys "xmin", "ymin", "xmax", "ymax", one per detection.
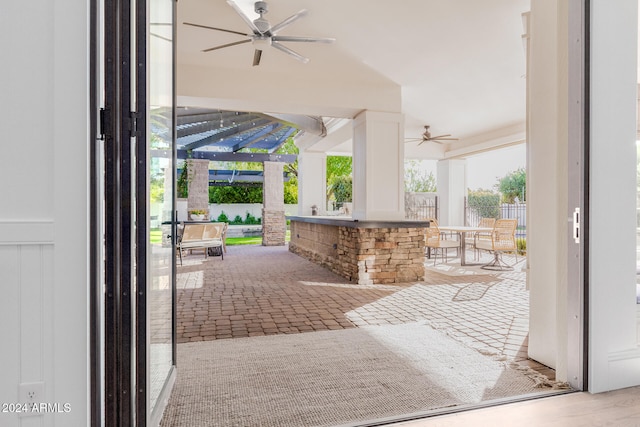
[{"xmin": 175, "ymin": 106, "xmax": 320, "ymax": 244}]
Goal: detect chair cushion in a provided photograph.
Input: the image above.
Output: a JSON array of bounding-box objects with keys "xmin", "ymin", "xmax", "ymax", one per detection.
[{"xmin": 475, "ymin": 240, "xmax": 493, "ymax": 251}]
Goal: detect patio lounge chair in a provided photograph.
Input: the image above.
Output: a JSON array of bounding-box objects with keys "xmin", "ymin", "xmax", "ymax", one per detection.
[{"xmin": 475, "ymin": 218, "xmax": 518, "ymax": 270}]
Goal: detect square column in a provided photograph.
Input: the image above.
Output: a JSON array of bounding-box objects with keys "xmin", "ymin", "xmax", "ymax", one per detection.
[
  {"xmin": 297, "ymin": 150, "xmax": 327, "ymax": 216},
  {"xmin": 262, "ymin": 161, "xmax": 286, "ymax": 246},
  {"xmin": 187, "ymin": 159, "xmax": 210, "ymax": 220},
  {"xmin": 436, "ymin": 159, "xmax": 467, "ymax": 226},
  {"xmin": 352, "ymin": 111, "xmax": 405, "ymax": 221}
]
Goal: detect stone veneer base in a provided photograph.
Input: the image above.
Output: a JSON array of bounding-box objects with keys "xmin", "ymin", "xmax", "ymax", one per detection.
[
  {"xmin": 289, "ymin": 217, "xmax": 428, "ymax": 285},
  {"xmin": 262, "ymin": 209, "xmax": 286, "ymax": 246}
]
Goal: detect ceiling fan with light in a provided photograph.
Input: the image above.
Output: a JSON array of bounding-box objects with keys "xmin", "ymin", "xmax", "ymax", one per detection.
[
  {"xmin": 405, "ymin": 125, "xmax": 459, "ymax": 145},
  {"xmin": 184, "ymin": 0, "xmax": 335, "ymax": 66}
]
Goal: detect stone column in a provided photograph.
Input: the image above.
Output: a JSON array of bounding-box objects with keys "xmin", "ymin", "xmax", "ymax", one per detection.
[
  {"xmin": 297, "ymin": 150, "xmax": 327, "ymax": 216},
  {"xmin": 187, "ymin": 159, "xmax": 210, "ymax": 220},
  {"xmin": 436, "ymin": 159, "xmax": 467, "ymax": 226},
  {"xmin": 262, "ymin": 161, "xmax": 286, "ymax": 246},
  {"xmin": 352, "ymin": 111, "xmax": 405, "ymax": 220}
]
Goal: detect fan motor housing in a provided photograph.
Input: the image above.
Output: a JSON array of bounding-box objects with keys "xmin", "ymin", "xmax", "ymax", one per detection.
[{"xmin": 255, "ymin": 1, "xmax": 268, "ymax": 14}]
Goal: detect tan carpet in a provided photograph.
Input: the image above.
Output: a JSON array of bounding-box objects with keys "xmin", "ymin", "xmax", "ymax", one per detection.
[{"xmin": 160, "ymin": 322, "xmax": 562, "ymax": 427}]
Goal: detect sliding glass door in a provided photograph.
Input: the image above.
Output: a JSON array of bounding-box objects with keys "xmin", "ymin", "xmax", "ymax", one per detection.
[
  {"xmin": 146, "ymin": 0, "xmax": 177, "ymax": 421},
  {"xmin": 95, "ymin": 0, "xmax": 176, "ymax": 425}
]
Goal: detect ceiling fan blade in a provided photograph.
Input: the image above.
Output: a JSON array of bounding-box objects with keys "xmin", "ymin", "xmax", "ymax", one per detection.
[
  {"xmin": 432, "ymin": 137, "xmax": 459, "ymax": 141},
  {"xmin": 183, "ymin": 22, "xmax": 248, "ymax": 37},
  {"xmin": 429, "ymin": 134, "xmax": 452, "ymax": 139},
  {"xmin": 269, "ymin": 9, "xmax": 308, "ymax": 34},
  {"xmin": 271, "ymin": 41, "xmax": 309, "ymax": 63},
  {"xmin": 271, "ymin": 35, "xmax": 335, "ymax": 44},
  {"xmin": 202, "ymin": 39, "xmax": 251, "ymax": 52},
  {"xmin": 253, "ymin": 49, "xmax": 263, "ymax": 66},
  {"xmin": 226, "ymin": 0, "xmax": 263, "ymax": 34},
  {"xmin": 404, "ymin": 138, "xmax": 422, "ymax": 143}
]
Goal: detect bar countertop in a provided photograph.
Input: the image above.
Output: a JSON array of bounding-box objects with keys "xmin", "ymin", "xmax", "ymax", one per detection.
[{"xmin": 287, "ymin": 215, "xmax": 431, "ymax": 229}]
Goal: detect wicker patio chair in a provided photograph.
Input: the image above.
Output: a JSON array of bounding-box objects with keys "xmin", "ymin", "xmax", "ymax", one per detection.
[
  {"xmin": 424, "ymin": 218, "xmax": 460, "ymax": 265},
  {"xmin": 473, "ymin": 217, "xmax": 496, "ymax": 260},
  {"xmin": 475, "ymin": 218, "xmax": 518, "ymax": 270}
]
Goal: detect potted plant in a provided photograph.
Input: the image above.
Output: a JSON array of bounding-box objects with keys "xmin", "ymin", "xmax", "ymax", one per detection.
[{"xmin": 189, "ymin": 209, "xmax": 207, "ymax": 221}]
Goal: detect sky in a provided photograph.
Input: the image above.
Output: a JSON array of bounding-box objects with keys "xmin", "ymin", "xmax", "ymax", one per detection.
[
  {"xmin": 413, "ymin": 144, "xmax": 526, "ymax": 192},
  {"xmin": 466, "ymin": 144, "xmax": 526, "ymax": 190}
]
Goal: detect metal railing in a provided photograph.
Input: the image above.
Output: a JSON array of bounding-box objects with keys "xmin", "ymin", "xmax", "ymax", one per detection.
[
  {"xmin": 465, "ymin": 197, "xmax": 526, "ymax": 239},
  {"xmin": 405, "ymin": 194, "xmax": 438, "ymax": 221}
]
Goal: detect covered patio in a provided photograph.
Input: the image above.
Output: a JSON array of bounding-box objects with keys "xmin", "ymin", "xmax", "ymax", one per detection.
[{"xmin": 160, "ymin": 245, "xmax": 560, "ymax": 426}]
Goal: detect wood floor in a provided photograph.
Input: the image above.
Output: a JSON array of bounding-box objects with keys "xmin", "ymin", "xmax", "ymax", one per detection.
[{"xmin": 389, "ymin": 386, "xmax": 640, "ymax": 427}]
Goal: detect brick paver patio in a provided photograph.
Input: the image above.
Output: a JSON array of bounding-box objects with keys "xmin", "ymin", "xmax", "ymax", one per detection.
[{"xmin": 176, "ymin": 244, "xmax": 539, "ymax": 368}]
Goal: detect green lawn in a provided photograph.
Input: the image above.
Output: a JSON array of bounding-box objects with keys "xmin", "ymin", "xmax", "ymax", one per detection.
[
  {"xmin": 150, "ymin": 228, "xmax": 162, "ymax": 244},
  {"xmin": 151, "ymin": 227, "xmax": 291, "ymax": 246},
  {"xmin": 226, "ymin": 230, "xmax": 291, "ymax": 246}
]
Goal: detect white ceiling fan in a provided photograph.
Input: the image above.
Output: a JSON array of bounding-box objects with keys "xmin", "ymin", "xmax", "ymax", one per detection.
[
  {"xmin": 405, "ymin": 125, "xmax": 459, "ymax": 145},
  {"xmin": 184, "ymin": 1, "xmax": 335, "ymax": 66}
]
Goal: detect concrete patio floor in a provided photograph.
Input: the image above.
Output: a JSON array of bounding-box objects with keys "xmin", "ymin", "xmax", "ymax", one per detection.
[{"xmin": 176, "ymin": 244, "xmax": 550, "ymax": 376}]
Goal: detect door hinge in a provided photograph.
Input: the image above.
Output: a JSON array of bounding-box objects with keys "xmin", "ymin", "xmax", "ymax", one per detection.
[
  {"xmin": 572, "ymin": 207, "xmax": 580, "ymax": 244},
  {"xmin": 129, "ymin": 111, "xmax": 138, "ymax": 137},
  {"xmin": 99, "ymin": 108, "xmax": 109, "ymax": 140}
]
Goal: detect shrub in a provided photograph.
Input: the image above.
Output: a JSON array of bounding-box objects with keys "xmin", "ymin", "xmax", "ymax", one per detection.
[
  {"xmin": 467, "ymin": 190, "xmax": 500, "ymax": 219},
  {"xmin": 216, "ymin": 211, "xmax": 229, "ymax": 223},
  {"xmin": 244, "ymin": 212, "xmax": 260, "ymax": 225},
  {"xmin": 231, "ymin": 215, "xmax": 244, "ymax": 225},
  {"xmin": 517, "ymin": 238, "xmax": 527, "ymax": 255}
]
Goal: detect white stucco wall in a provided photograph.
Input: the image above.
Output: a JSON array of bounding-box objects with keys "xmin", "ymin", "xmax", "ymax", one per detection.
[{"xmin": 0, "ymin": 1, "xmax": 90, "ymax": 426}]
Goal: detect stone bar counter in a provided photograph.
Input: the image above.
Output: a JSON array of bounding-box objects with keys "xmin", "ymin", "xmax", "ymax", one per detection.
[{"xmin": 288, "ymin": 216, "xmax": 430, "ymax": 285}]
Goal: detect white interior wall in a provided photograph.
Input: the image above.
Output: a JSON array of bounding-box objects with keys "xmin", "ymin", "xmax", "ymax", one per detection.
[
  {"xmin": 0, "ymin": 1, "xmax": 90, "ymax": 426},
  {"xmin": 589, "ymin": 0, "xmax": 640, "ymax": 393}
]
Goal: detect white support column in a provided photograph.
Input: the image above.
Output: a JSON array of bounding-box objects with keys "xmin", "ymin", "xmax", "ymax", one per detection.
[
  {"xmin": 436, "ymin": 159, "xmax": 467, "ymax": 226},
  {"xmin": 297, "ymin": 150, "xmax": 327, "ymax": 216},
  {"xmin": 352, "ymin": 111, "xmax": 405, "ymax": 221},
  {"xmin": 262, "ymin": 161, "xmax": 286, "ymax": 246}
]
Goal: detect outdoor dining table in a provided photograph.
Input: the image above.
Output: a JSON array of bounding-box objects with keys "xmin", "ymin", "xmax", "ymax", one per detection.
[{"xmin": 437, "ymin": 225, "xmax": 494, "ymax": 266}]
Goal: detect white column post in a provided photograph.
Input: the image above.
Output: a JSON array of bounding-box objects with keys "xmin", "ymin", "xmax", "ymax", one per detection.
[
  {"xmin": 352, "ymin": 111, "xmax": 405, "ymax": 221},
  {"xmin": 436, "ymin": 159, "xmax": 467, "ymax": 226},
  {"xmin": 297, "ymin": 150, "xmax": 327, "ymax": 216}
]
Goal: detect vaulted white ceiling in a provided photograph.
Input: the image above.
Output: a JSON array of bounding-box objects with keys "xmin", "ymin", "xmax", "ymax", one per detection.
[{"xmin": 177, "ymin": 0, "xmax": 530, "ymax": 159}]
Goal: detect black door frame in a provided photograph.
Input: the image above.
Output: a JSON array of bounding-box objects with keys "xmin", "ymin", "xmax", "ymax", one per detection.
[{"xmin": 90, "ymin": 0, "xmax": 177, "ymax": 425}]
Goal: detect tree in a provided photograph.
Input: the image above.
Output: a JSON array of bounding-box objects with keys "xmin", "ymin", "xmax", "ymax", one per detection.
[
  {"xmin": 326, "ymin": 156, "xmax": 353, "ymax": 203},
  {"xmin": 326, "ymin": 156, "xmax": 352, "ymax": 183},
  {"xmin": 328, "ymin": 176, "xmax": 352, "ymax": 203},
  {"xmin": 496, "ymin": 168, "xmax": 526, "ymax": 203},
  {"xmin": 404, "ymin": 160, "xmax": 437, "ymax": 192}
]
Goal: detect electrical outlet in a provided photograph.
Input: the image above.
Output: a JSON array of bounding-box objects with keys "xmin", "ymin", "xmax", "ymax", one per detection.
[{"xmin": 18, "ymin": 382, "xmax": 45, "ymax": 417}]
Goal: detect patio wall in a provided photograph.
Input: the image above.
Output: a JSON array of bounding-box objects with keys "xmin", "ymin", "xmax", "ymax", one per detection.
[{"xmin": 175, "ymin": 200, "xmax": 298, "ymax": 223}]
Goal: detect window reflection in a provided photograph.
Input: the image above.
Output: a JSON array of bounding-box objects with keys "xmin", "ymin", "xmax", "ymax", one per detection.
[{"xmin": 149, "ymin": 0, "xmax": 174, "ymax": 412}]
